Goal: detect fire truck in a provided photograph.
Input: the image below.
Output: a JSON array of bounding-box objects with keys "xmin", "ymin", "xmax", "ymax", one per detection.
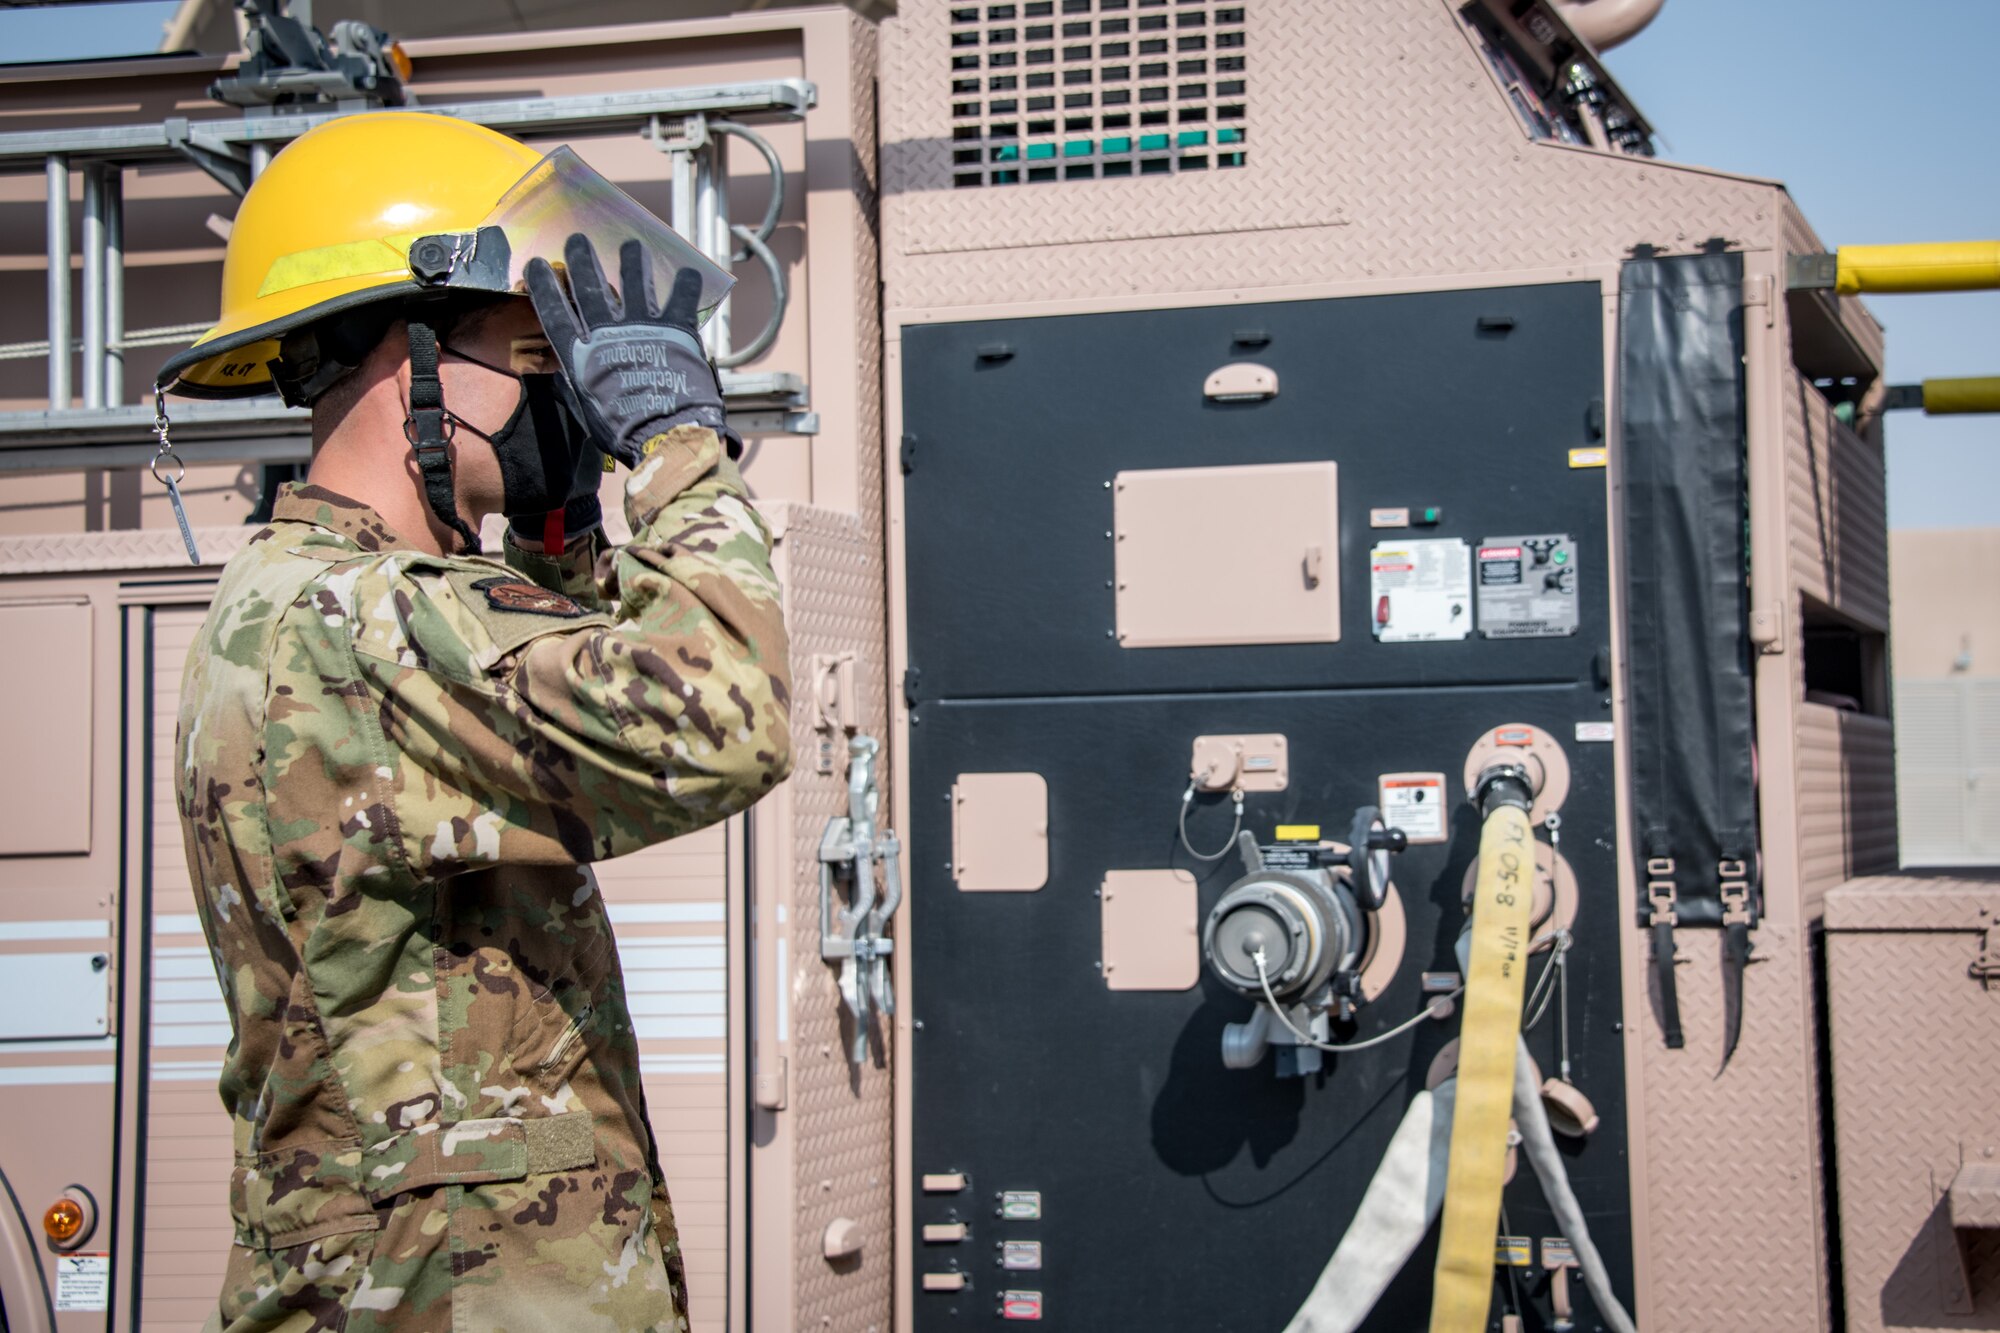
[{"xmin": 0, "ymin": 1, "xmax": 1994, "ymax": 1330}]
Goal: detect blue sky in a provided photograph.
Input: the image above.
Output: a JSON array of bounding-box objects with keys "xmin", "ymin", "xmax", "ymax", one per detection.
[
  {"xmin": 0, "ymin": 0, "xmax": 178, "ymax": 63},
  {"xmin": 2, "ymin": 0, "xmax": 1993, "ymax": 529},
  {"xmin": 1607, "ymin": 0, "xmax": 2000, "ymax": 529}
]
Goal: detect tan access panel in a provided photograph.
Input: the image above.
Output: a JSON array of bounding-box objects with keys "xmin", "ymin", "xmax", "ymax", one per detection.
[
  {"xmin": 0, "ymin": 598, "xmax": 92, "ymax": 855},
  {"xmin": 1114, "ymin": 462, "xmax": 1339, "ymax": 649},
  {"xmin": 951, "ymin": 773, "xmax": 1049, "ymax": 892},
  {"xmin": 1100, "ymin": 870, "xmax": 1199, "ymax": 991}
]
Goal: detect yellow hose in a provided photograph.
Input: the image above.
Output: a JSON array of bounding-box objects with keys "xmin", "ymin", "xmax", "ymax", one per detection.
[
  {"xmin": 1836, "ymin": 241, "xmax": 2000, "ymax": 295},
  {"xmin": 1923, "ymin": 376, "xmax": 2000, "ymax": 415},
  {"xmin": 1429, "ymin": 801, "xmax": 1535, "ymax": 1333}
]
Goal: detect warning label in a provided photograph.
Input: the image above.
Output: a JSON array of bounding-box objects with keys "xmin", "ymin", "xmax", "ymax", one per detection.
[
  {"xmin": 1001, "ymin": 1291, "xmax": 1045, "ymax": 1320},
  {"xmin": 1495, "ymin": 1235, "xmax": 1532, "ymax": 1268},
  {"xmin": 56, "ymin": 1252, "xmax": 110, "ymax": 1312},
  {"xmin": 1370, "ymin": 539, "xmax": 1472, "ymax": 643},
  {"xmin": 1259, "ymin": 843, "xmax": 1338, "ymax": 872},
  {"xmin": 1476, "ymin": 533, "xmax": 1578, "ymax": 639},
  {"xmin": 1378, "ymin": 773, "xmax": 1447, "ymax": 845}
]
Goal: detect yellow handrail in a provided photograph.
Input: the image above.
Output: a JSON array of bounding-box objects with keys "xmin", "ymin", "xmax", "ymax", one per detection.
[{"xmin": 1836, "ymin": 242, "xmax": 2000, "ymax": 295}]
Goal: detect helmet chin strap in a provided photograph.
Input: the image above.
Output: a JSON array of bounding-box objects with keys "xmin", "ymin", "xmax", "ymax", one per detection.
[{"xmin": 403, "ymin": 319, "xmax": 481, "ymax": 556}]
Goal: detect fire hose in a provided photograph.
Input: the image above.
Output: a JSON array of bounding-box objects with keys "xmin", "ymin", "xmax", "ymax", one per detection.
[{"xmin": 1281, "ymin": 764, "xmax": 1635, "ymax": 1333}]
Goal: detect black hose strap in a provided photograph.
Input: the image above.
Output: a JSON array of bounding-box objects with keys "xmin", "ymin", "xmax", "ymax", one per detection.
[{"xmin": 1653, "ymin": 918, "xmax": 1684, "ymax": 1050}]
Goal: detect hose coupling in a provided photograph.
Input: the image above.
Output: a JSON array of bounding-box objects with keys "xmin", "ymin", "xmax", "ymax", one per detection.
[{"xmin": 1472, "ymin": 761, "xmax": 1536, "ymax": 817}]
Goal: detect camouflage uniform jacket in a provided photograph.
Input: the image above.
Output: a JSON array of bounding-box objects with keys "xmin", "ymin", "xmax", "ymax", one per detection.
[{"xmin": 175, "ymin": 426, "xmax": 792, "ymax": 1332}]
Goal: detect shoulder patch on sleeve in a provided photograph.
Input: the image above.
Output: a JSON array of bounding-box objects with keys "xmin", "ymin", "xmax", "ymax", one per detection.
[
  {"xmin": 468, "ymin": 576, "xmax": 589, "ymax": 618},
  {"xmin": 437, "ymin": 566, "xmax": 613, "ymax": 673}
]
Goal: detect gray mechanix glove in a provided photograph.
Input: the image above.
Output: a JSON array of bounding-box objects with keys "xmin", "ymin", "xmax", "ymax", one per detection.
[{"xmin": 524, "ymin": 234, "xmax": 740, "ymax": 466}]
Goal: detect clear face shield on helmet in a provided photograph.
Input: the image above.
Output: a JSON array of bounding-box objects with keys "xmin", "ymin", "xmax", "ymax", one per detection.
[{"xmin": 405, "ymin": 146, "xmax": 735, "ymax": 313}]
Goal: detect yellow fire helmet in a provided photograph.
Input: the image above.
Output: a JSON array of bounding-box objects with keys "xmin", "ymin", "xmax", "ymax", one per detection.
[{"xmin": 157, "ymin": 110, "xmax": 732, "ymax": 400}]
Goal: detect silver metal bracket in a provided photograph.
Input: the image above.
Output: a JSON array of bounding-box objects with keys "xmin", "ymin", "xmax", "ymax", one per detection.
[
  {"xmin": 1972, "ymin": 907, "xmax": 1998, "ymax": 988},
  {"xmin": 1786, "ymin": 251, "xmax": 1840, "ymax": 291},
  {"xmin": 819, "ymin": 735, "xmax": 902, "ymax": 1065}
]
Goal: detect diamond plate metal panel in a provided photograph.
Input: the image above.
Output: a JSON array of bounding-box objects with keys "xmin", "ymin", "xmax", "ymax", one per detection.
[
  {"xmin": 881, "ymin": 0, "xmax": 1784, "ymax": 313},
  {"xmin": 0, "ymin": 524, "xmax": 258, "ymax": 574},
  {"xmin": 768, "ymin": 502, "xmax": 894, "ymax": 1333},
  {"xmin": 1639, "ymin": 923, "xmax": 1833, "ymax": 1329},
  {"xmin": 779, "ymin": 20, "xmax": 894, "ymax": 1326},
  {"xmin": 849, "ymin": 14, "xmax": 887, "ymax": 558},
  {"xmin": 1826, "ymin": 876, "xmax": 2000, "ymax": 933},
  {"xmin": 1824, "ymin": 879, "xmax": 2000, "ymax": 1332}
]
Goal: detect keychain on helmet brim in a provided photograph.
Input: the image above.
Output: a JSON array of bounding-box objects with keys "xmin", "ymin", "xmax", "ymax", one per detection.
[{"xmin": 152, "ymin": 386, "xmax": 200, "ymax": 565}]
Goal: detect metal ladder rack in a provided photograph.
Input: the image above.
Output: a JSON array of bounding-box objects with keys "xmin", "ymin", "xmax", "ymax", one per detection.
[{"xmin": 0, "ymin": 76, "xmax": 817, "ymax": 471}]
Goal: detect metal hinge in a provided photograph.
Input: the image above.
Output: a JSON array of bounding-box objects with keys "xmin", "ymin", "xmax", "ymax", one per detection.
[
  {"xmin": 1973, "ymin": 906, "xmax": 1999, "ymax": 986},
  {"xmin": 902, "ymin": 666, "xmax": 924, "ymax": 708},
  {"xmin": 1742, "ymin": 272, "xmax": 1776, "ymax": 328},
  {"xmin": 900, "ymin": 432, "xmax": 918, "ymax": 476},
  {"xmin": 1748, "ymin": 602, "xmax": 1785, "ymax": 655}
]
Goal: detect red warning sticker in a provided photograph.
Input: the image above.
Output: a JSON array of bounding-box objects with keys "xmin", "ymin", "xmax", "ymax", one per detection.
[{"xmin": 1002, "ymin": 1290, "xmax": 1044, "ymax": 1320}]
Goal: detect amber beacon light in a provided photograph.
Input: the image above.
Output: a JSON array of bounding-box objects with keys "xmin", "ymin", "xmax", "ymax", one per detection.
[{"xmin": 41, "ymin": 1187, "xmax": 95, "ymax": 1249}]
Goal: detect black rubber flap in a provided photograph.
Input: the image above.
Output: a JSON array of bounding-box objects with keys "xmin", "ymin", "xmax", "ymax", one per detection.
[{"xmin": 1619, "ymin": 252, "xmax": 1759, "ymax": 929}]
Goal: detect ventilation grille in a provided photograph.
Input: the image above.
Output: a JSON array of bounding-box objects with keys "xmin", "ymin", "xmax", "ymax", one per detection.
[{"xmin": 949, "ymin": 0, "xmax": 1248, "ymax": 187}]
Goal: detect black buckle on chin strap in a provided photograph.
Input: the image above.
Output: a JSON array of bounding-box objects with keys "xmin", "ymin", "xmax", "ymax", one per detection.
[{"xmin": 404, "ymin": 320, "xmax": 479, "ymax": 555}]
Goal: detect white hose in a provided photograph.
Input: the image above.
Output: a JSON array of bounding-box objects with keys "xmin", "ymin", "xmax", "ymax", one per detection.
[
  {"xmin": 1282, "ymin": 1080, "xmax": 1459, "ymax": 1333},
  {"xmin": 1512, "ymin": 1035, "xmax": 1638, "ymax": 1333},
  {"xmin": 1280, "ymin": 923, "xmax": 1635, "ymax": 1333}
]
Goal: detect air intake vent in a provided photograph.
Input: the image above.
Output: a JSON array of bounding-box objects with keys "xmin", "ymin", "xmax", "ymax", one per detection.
[{"xmin": 949, "ymin": 0, "xmax": 1247, "ymax": 188}]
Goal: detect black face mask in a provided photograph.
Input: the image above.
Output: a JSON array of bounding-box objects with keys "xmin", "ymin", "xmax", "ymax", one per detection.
[{"xmin": 443, "ymin": 348, "xmax": 599, "ymax": 518}]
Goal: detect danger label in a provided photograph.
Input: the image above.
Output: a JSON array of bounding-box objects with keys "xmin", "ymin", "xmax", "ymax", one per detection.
[
  {"xmin": 1476, "ymin": 533, "xmax": 1578, "ymax": 639},
  {"xmin": 56, "ymin": 1253, "xmax": 110, "ymax": 1311},
  {"xmin": 1379, "ymin": 773, "xmax": 1447, "ymax": 845},
  {"xmin": 1369, "ymin": 539, "xmax": 1472, "ymax": 643}
]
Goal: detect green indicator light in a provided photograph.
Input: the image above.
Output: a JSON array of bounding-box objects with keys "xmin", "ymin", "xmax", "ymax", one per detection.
[
  {"xmin": 1217, "ymin": 127, "xmax": 1244, "ymax": 144},
  {"xmin": 1177, "ymin": 130, "xmax": 1209, "ymax": 148},
  {"xmin": 1138, "ymin": 133, "xmax": 1170, "ymax": 151},
  {"xmin": 1423, "ymin": 507, "xmax": 1441, "ymax": 522},
  {"xmin": 1064, "ymin": 139, "xmax": 1094, "ymax": 157},
  {"xmin": 1025, "ymin": 142, "xmax": 1056, "ymax": 160},
  {"xmin": 1554, "ymin": 548, "xmax": 1569, "ymax": 564},
  {"xmin": 1102, "ymin": 136, "xmax": 1132, "ymax": 154}
]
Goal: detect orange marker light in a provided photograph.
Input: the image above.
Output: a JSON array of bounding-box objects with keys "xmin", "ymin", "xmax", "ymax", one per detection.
[{"xmin": 43, "ymin": 1198, "xmax": 84, "ymax": 1245}]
